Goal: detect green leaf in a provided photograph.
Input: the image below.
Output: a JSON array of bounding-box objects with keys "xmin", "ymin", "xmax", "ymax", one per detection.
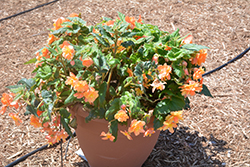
[
  {"xmin": 105, "ymin": 98, "xmax": 121, "ymax": 120},
  {"xmin": 60, "ymin": 108, "xmax": 71, "ymax": 119},
  {"xmin": 118, "ymin": 12, "xmax": 125, "ymax": 22},
  {"xmin": 99, "ymin": 81, "xmax": 107, "ymax": 107},
  {"xmin": 24, "ymin": 58, "xmax": 36, "ymax": 64},
  {"xmin": 109, "ymin": 86, "xmax": 116, "ymax": 96},
  {"xmin": 110, "ymin": 120, "xmax": 118, "ymax": 142},
  {"xmin": 6, "ymin": 85, "xmax": 25, "ymax": 94},
  {"xmin": 121, "ymin": 41, "xmax": 135, "ymax": 48},
  {"xmin": 41, "ymin": 90, "xmax": 53, "ymax": 104},
  {"xmin": 17, "ymin": 78, "xmax": 36, "ymax": 91},
  {"xmin": 93, "ymin": 54, "xmax": 109, "ymax": 73},
  {"xmin": 91, "ymin": 32, "xmax": 109, "ymax": 47},
  {"xmin": 153, "ymin": 117, "xmax": 164, "ymax": 130},
  {"xmin": 26, "ymin": 105, "xmax": 38, "ymax": 117},
  {"xmin": 154, "ymin": 96, "xmax": 185, "ymax": 115},
  {"xmin": 108, "ymin": 58, "xmax": 120, "ymax": 67},
  {"xmin": 67, "ymin": 17, "xmax": 86, "ymax": 25},
  {"xmin": 61, "ymin": 117, "xmax": 73, "ymax": 137},
  {"xmin": 170, "ymin": 28, "xmax": 180, "ymax": 38},
  {"xmin": 36, "ymin": 65, "xmax": 52, "ymax": 80},
  {"xmin": 64, "ymin": 90, "xmax": 77, "ymax": 104},
  {"xmin": 181, "ymin": 44, "xmax": 210, "ymax": 51},
  {"xmin": 52, "ymin": 27, "xmax": 71, "ymax": 36},
  {"xmin": 199, "ymin": 84, "xmax": 213, "ymax": 97}
]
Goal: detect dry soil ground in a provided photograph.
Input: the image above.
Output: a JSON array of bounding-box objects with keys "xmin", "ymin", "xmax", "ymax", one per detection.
[{"xmin": 0, "ymin": 0, "xmax": 250, "ymax": 166}]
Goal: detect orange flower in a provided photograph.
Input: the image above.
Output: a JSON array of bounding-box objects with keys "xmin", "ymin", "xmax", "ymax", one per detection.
[
  {"xmin": 127, "ymin": 68, "xmax": 133, "ymax": 77},
  {"xmin": 73, "ymin": 80, "xmax": 89, "ymax": 92},
  {"xmin": 144, "ymin": 128, "xmax": 155, "ymax": 137},
  {"xmin": 157, "ymin": 63, "xmax": 172, "ymax": 81},
  {"xmin": 100, "ymin": 131, "xmax": 115, "ymax": 142},
  {"xmin": 164, "ymin": 122, "xmax": 177, "ymax": 133},
  {"xmin": 114, "ymin": 110, "xmax": 129, "ymax": 122},
  {"xmin": 46, "ymin": 129, "xmax": 68, "ymax": 144},
  {"xmin": 48, "ymin": 34, "xmax": 56, "ymax": 44},
  {"xmin": 128, "ymin": 120, "xmax": 145, "ymax": 136},
  {"xmin": 60, "ymin": 41, "xmax": 75, "ymax": 60},
  {"xmin": 134, "ymin": 35, "xmax": 146, "ymax": 40},
  {"xmin": 0, "ymin": 106, "xmax": 7, "ymax": 115},
  {"xmin": 42, "ymin": 47, "xmax": 50, "ymax": 58},
  {"xmin": 0, "ymin": 93, "xmax": 19, "ymax": 114},
  {"xmin": 150, "ymin": 79, "xmax": 166, "ymax": 93},
  {"xmin": 179, "ymin": 80, "xmax": 203, "ymax": 97},
  {"xmin": 9, "ymin": 113, "xmax": 23, "ymax": 126},
  {"xmin": 125, "ymin": 15, "xmax": 143, "ymax": 29},
  {"xmin": 79, "ymin": 57, "xmax": 93, "ymax": 67},
  {"xmin": 53, "ymin": 17, "xmax": 67, "ymax": 30},
  {"xmin": 103, "ymin": 20, "xmax": 115, "ymax": 26},
  {"xmin": 83, "ymin": 87, "xmax": 99, "ymax": 104},
  {"xmin": 152, "ymin": 55, "xmax": 159, "ymax": 64},
  {"xmin": 193, "ymin": 67, "xmax": 205, "ymax": 80},
  {"xmin": 191, "ymin": 49, "xmax": 207, "ymax": 66},
  {"xmin": 165, "ymin": 46, "xmax": 172, "ymax": 51},
  {"xmin": 30, "ymin": 115, "xmax": 42, "ymax": 128},
  {"xmin": 65, "ymin": 72, "xmax": 78, "ymax": 86},
  {"xmin": 171, "ymin": 110, "xmax": 183, "ymax": 123},
  {"xmin": 69, "ymin": 13, "xmax": 79, "ymax": 17},
  {"xmin": 120, "ymin": 130, "xmax": 133, "ymax": 140},
  {"xmin": 182, "ymin": 35, "xmax": 193, "ymax": 44},
  {"xmin": 125, "ymin": 16, "xmax": 137, "ymax": 29}
]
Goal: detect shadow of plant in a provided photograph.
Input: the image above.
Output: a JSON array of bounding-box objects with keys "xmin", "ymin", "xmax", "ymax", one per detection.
[{"xmin": 143, "ymin": 126, "xmax": 230, "ymax": 167}]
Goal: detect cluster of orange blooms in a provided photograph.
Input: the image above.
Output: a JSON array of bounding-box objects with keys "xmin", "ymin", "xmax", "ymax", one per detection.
[
  {"xmin": 65, "ymin": 72, "xmax": 99, "ymax": 104},
  {"xmin": 101, "ymin": 104, "xmax": 183, "ymax": 141}
]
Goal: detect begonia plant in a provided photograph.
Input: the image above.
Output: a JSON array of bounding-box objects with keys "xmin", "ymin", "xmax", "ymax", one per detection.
[{"xmin": 0, "ymin": 12, "xmax": 212, "ymax": 143}]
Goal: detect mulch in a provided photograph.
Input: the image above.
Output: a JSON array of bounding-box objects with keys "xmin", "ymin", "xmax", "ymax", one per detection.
[{"xmin": 0, "ymin": 0, "xmax": 250, "ymax": 166}]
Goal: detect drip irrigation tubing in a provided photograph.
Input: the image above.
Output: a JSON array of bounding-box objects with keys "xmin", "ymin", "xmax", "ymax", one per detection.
[
  {"xmin": 0, "ymin": 0, "xmax": 59, "ymax": 22},
  {"xmin": 5, "ymin": 132, "xmax": 76, "ymax": 167},
  {"xmin": 202, "ymin": 46, "xmax": 250, "ymax": 77}
]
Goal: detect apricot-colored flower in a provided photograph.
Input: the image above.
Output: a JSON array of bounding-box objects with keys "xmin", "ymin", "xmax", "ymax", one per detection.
[
  {"xmin": 46, "ymin": 129, "xmax": 68, "ymax": 144},
  {"xmin": 48, "ymin": 34, "xmax": 57, "ymax": 44},
  {"xmin": 69, "ymin": 13, "xmax": 79, "ymax": 17},
  {"xmin": 157, "ymin": 63, "xmax": 172, "ymax": 81},
  {"xmin": 53, "ymin": 17, "xmax": 67, "ymax": 30},
  {"xmin": 103, "ymin": 20, "xmax": 115, "ymax": 26},
  {"xmin": 182, "ymin": 35, "xmax": 193, "ymax": 44},
  {"xmin": 120, "ymin": 130, "xmax": 133, "ymax": 140},
  {"xmin": 125, "ymin": 15, "xmax": 143, "ymax": 29},
  {"xmin": 128, "ymin": 120, "xmax": 145, "ymax": 136},
  {"xmin": 42, "ymin": 47, "xmax": 50, "ymax": 58},
  {"xmin": 60, "ymin": 41, "xmax": 75, "ymax": 60},
  {"xmin": 65, "ymin": 72, "xmax": 78, "ymax": 86},
  {"xmin": 100, "ymin": 131, "xmax": 115, "ymax": 141},
  {"xmin": 0, "ymin": 93, "xmax": 19, "ymax": 114},
  {"xmin": 79, "ymin": 57, "xmax": 93, "ymax": 67},
  {"xmin": 165, "ymin": 46, "xmax": 172, "ymax": 51},
  {"xmin": 114, "ymin": 110, "xmax": 129, "ymax": 122},
  {"xmin": 9, "ymin": 113, "xmax": 23, "ymax": 126},
  {"xmin": 0, "ymin": 106, "xmax": 7, "ymax": 115},
  {"xmin": 179, "ymin": 80, "xmax": 203, "ymax": 97},
  {"xmin": 163, "ymin": 122, "xmax": 177, "ymax": 133},
  {"xmin": 83, "ymin": 87, "xmax": 99, "ymax": 104},
  {"xmin": 152, "ymin": 55, "xmax": 159, "ymax": 64},
  {"xmin": 193, "ymin": 67, "xmax": 205, "ymax": 80},
  {"xmin": 127, "ymin": 68, "xmax": 133, "ymax": 77},
  {"xmin": 171, "ymin": 110, "xmax": 183, "ymax": 123},
  {"xmin": 144, "ymin": 128, "xmax": 155, "ymax": 137},
  {"xmin": 150, "ymin": 79, "xmax": 166, "ymax": 93},
  {"xmin": 125, "ymin": 16, "xmax": 137, "ymax": 29},
  {"xmin": 191, "ymin": 49, "xmax": 207, "ymax": 66},
  {"xmin": 73, "ymin": 80, "xmax": 89, "ymax": 92},
  {"xmin": 30, "ymin": 115, "xmax": 42, "ymax": 128}
]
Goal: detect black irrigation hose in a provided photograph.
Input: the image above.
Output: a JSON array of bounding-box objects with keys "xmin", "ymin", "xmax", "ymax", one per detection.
[
  {"xmin": 203, "ymin": 46, "xmax": 250, "ymax": 77},
  {"xmin": 5, "ymin": 132, "xmax": 76, "ymax": 167},
  {"xmin": 0, "ymin": 0, "xmax": 59, "ymax": 22}
]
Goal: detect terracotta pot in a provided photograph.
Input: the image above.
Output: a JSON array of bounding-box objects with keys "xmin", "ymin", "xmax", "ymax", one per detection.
[{"xmin": 70, "ymin": 103, "xmax": 160, "ymax": 167}]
